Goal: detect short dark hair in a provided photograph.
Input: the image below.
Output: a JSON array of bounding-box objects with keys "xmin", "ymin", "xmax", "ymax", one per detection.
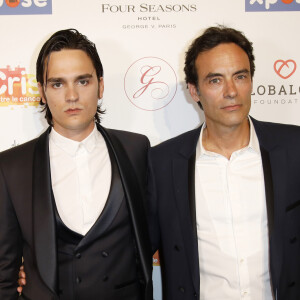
[
  {"xmin": 36, "ymin": 28, "xmax": 104, "ymax": 125},
  {"xmin": 184, "ymin": 25, "xmax": 255, "ymax": 109}
]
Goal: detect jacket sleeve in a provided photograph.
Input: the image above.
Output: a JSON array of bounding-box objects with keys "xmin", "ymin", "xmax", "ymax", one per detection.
[{"xmin": 0, "ymin": 164, "xmax": 23, "ymax": 299}]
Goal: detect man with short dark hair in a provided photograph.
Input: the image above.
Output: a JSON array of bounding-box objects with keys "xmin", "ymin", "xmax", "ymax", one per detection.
[
  {"xmin": 148, "ymin": 26, "xmax": 300, "ymax": 300},
  {"xmin": 0, "ymin": 29, "xmax": 153, "ymax": 300}
]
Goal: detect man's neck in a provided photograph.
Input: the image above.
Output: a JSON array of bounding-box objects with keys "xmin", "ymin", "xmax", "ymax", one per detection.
[
  {"xmin": 202, "ymin": 119, "xmax": 250, "ymax": 160},
  {"xmin": 52, "ymin": 122, "xmax": 96, "ymax": 142}
]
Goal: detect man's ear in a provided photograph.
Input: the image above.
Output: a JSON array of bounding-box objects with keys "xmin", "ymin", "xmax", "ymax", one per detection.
[
  {"xmin": 188, "ymin": 83, "xmax": 201, "ymax": 103},
  {"xmin": 38, "ymin": 83, "xmax": 46, "ymax": 104},
  {"xmin": 98, "ymin": 77, "xmax": 104, "ymax": 99}
]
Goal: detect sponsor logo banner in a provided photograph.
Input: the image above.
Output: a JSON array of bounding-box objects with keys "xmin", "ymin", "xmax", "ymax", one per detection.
[
  {"xmin": 0, "ymin": 66, "xmax": 40, "ymax": 106},
  {"xmin": 124, "ymin": 57, "xmax": 177, "ymax": 111},
  {"xmin": 252, "ymin": 58, "xmax": 299, "ymax": 105},
  {"xmin": 246, "ymin": 0, "xmax": 300, "ymax": 11},
  {"xmin": 0, "ymin": 0, "xmax": 52, "ymax": 15},
  {"xmin": 100, "ymin": 2, "xmax": 197, "ymax": 30}
]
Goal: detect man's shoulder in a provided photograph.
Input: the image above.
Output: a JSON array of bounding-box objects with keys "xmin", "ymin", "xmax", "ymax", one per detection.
[
  {"xmin": 0, "ymin": 137, "xmax": 42, "ymax": 175},
  {"xmin": 0, "ymin": 128, "xmax": 49, "ymax": 166},
  {"xmin": 105, "ymin": 127, "xmax": 148, "ymax": 140},
  {"xmin": 252, "ymin": 118, "xmax": 300, "ymax": 138},
  {"xmin": 151, "ymin": 126, "xmax": 201, "ymax": 157},
  {"xmin": 0, "ymin": 136, "xmax": 39, "ymax": 160},
  {"xmin": 102, "ymin": 126, "xmax": 149, "ymax": 148},
  {"xmin": 252, "ymin": 118, "xmax": 300, "ymax": 150}
]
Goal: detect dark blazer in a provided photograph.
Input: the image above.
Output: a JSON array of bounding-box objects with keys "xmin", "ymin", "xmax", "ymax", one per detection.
[
  {"xmin": 148, "ymin": 117, "xmax": 300, "ymax": 300},
  {"xmin": 0, "ymin": 125, "xmax": 153, "ymax": 300}
]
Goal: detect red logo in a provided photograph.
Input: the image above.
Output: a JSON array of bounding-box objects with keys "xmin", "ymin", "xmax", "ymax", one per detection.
[
  {"xmin": 124, "ymin": 57, "xmax": 177, "ymax": 111},
  {"xmin": 274, "ymin": 59, "xmax": 297, "ymax": 79},
  {"xmin": 5, "ymin": 0, "xmax": 20, "ymax": 8}
]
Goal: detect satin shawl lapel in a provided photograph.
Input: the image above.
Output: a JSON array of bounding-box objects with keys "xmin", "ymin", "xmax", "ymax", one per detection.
[
  {"xmin": 172, "ymin": 127, "xmax": 201, "ymax": 292},
  {"xmin": 32, "ymin": 128, "xmax": 57, "ymax": 295},
  {"xmin": 252, "ymin": 117, "xmax": 287, "ymax": 288},
  {"xmin": 76, "ymin": 141, "xmax": 124, "ymax": 250},
  {"xmin": 97, "ymin": 125, "xmax": 152, "ymax": 288}
]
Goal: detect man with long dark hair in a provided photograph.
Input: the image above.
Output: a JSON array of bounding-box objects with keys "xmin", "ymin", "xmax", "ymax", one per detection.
[{"xmin": 0, "ymin": 29, "xmax": 152, "ymax": 300}]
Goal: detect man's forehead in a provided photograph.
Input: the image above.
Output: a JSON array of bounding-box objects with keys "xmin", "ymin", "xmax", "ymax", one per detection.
[
  {"xmin": 195, "ymin": 43, "xmax": 250, "ymax": 75},
  {"xmin": 43, "ymin": 49, "xmax": 96, "ymax": 78},
  {"xmin": 45, "ymin": 49, "xmax": 93, "ymax": 68}
]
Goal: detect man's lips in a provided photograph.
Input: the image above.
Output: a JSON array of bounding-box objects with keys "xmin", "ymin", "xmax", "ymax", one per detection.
[
  {"xmin": 222, "ymin": 104, "xmax": 241, "ymax": 111},
  {"xmin": 65, "ymin": 108, "xmax": 82, "ymax": 114}
]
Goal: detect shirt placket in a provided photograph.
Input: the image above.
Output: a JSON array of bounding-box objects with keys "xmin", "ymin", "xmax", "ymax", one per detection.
[
  {"xmin": 75, "ymin": 144, "xmax": 93, "ymax": 232},
  {"xmin": 228, "ymin": 155, "xmax": 251, "ymax": 299}
]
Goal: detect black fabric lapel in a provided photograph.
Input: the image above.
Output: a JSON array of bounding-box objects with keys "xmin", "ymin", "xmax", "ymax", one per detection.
[
  {"xmin": 188, "ymin": 152, "xmax": 197, "ymax": 235},
  {"xmin": 252, "ymin": 117, "xmax": 287, "ymax": 290},
  {"xmin": 97, "ymin": 125, "xmax": 152, "ymax": 291},
  {"xmin": 32, "ymin": 128, "xmax": 57, "ymax": 296},
  {"xmin": 260, "ymin": 147, "xmax": 274, "ymax": 237},
  {"xmin": 263, "ymin": 146, "xmax": 287, "ymax": 290},
  {"xmin": 76, "ymin": 140, "xmax": 124, "ymax": 250},
  {"xmin": 173, "ymin": 154, "xmax": 200, "ymax": 292},
  {"xmin": 172, "ymin": 127, "xmax": 201, "ymax": 293}
]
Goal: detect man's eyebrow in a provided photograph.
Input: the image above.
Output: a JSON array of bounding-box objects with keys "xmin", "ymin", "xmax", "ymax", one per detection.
[
  {"xmin": 204, "ymin": 69, "xmax": 250, "ymax": 81},
  {"xmin": 47, "ymin": 77, "xmax": 64, "ymax": 83},
  {"xmin": 203, "ymin": 72, "xmax": 223, "ymax": 81},
  {"xmin": 233, "ymin": 69, "xmax": 250, "ymax": 76},
  {"xmin": 76, "ymin": 73, "xmax": 93, "ymax": 80},
  {"xmin": 46, "ymin": 73, "xmax": 93, "ymax": 84},
  {"xmin": 205, "ymin": 72, "xmax": 223, "ymax": 79}
]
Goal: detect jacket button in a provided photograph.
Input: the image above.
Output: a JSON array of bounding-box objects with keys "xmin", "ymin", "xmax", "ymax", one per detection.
[
  {"xmin": 194, "ymin": 292, "xmax": 197, "ymax": 297},
  {"xmin": 75, "ymin": 253, "xmax": 81, "ymax": 259},
  {"xmin": 103, "ymin": 275, "xmax": 109, "ymax": 282},
  {"xmin": 179, "ymin": 287, "xmax": 185, "ymax": 293},
  {"xmin": 290, "ymin": 236, "xmax": 297, "ymax": 244},
  {"xmin": 76, "ymin": 277, "xmax": 81, "ymax": 284},
  {"xmin": 288, "ymin": 281, "xmax": 295, "ymax": 287},
  {"xmin": 102, "ymin": 251, "xmax": 109, "ymax": 257},
  {"xmin": 174, "ymin": 245, "xmax": 180, "ymax": 251}
]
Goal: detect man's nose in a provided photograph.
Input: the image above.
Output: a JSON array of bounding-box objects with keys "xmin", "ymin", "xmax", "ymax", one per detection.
[
  {"xmin": 66, "ymin": 84, "xmax": 79, "ymax": 102},
  {"xmin": 224, "ymin": 79, "xmax": 237, "ymax": 99}
]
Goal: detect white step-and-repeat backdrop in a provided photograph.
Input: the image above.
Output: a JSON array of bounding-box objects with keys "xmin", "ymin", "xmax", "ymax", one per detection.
[{"xmin": 1, "ymin": 0, "xmax": 299, "ymax": 298}]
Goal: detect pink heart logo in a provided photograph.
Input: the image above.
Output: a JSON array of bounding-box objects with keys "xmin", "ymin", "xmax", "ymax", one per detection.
[{"xmin": 274, "ymin": 59, "xmax": 297, "ymax": 79}]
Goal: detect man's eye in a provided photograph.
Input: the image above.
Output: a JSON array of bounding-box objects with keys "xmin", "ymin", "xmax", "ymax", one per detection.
[
  {"xmin": 52, "ymin": 82, "xmax": 62, "ymax": 88},
  {"xmin": 237, "ymin": 74, "xmax": 246, "ymax": 80},
  {"xmin": 78, "ymin": 79, "xmax": 89, "ymax": 86},
  {"xmin": 209, "ymin": 78, "xmax": 220, "ymax": 84}
]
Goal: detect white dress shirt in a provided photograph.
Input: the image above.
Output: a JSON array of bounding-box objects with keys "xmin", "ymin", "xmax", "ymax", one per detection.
[
  {"xmin": 49, "ymin": 125, "xmax": 111, "ymax": 235},
  {"xmin": 195, "ymin": 119, "xmax": 273, "ymax": 300}
]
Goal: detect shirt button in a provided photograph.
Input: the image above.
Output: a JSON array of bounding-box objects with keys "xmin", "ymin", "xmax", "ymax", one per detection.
[
  {"xmin": 102, "ymin": 251, "xmax": 109, "ymax": 257},
  {"xmin": 174, "ymin": 245, "xmax": 180, "ymax": 251},
  {"xmin": 76, "ymin": 277, "xmax": 81, "ymax": 284},
  {"xmin": 240, "ymin": 258, "xmax": 244, "ymax": 263},
  {"xmin": 288, "ymin": 281, "xmax": 295, "ymax": 287}
]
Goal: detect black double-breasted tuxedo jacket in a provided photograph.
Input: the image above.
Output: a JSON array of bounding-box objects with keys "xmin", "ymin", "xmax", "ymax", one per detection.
[
  {"xmin": 148, "ymin": 117, "xmax": 300, "ymax": 300},
  {"xmin": 0, "ymin": 125, "xmax": 153, "ymax": 300}
]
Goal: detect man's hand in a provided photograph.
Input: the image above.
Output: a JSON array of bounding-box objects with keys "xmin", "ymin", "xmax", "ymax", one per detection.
[{"xmin": 17, "ymin": 265, "xmax": 26, "ymax": 294}]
